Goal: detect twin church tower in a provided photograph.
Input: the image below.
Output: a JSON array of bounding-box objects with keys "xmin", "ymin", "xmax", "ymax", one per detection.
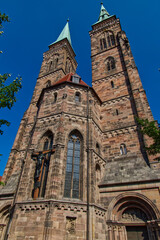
[{"xmin": 0, "ymin": 3, "xmax": 160, "ymax": 240}]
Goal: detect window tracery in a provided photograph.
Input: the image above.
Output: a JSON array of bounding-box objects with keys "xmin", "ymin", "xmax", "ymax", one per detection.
[
  {"xmin": 106, "ymin": 57, "xmax": 116, "ymax": 71},
  {"xmin": 100, "ymin": 31, "xmax": 115, "ymax": 51},
  {"xmin": 64, "ymin": 132, "xmax": 82, "ymax": 199}
]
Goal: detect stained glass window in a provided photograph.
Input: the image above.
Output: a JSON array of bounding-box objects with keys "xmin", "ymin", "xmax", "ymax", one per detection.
[{"xmin": 64, "ymin": 134, "xmax": 81, "ymax": 199}]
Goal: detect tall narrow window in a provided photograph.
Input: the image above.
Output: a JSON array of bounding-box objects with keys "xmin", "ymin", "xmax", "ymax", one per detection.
[
  {"xmin": 100, "ymin": 38, "xmax": 107, "ymax": 50},
  {"xmin": 116, "ymin": 109, "xmax": 119, "ymax": 115},
  {"xmin": 64, "ymin": 133, "xmax": 82, "ymax": 199},
  {"xmin": 106, "ymin": 31, "xmax": 115, "ymax": 48},
  {"xmin": 65, "ymin": 58, "xmax": 72, "ymax": 74},
  {"xmin": 111, "ymin": 81, "xmax": 114, "ymax": 88},
  {"xmin": 120, "ymin": 144, "xmax": 127, "ymax": 155},
  {"xmin": 49, "ymin": 61, "xmax": 53, "ymax": 71},
  {"xmin": 96, "ymin": 143, "xmax": 100, "ymax": 154},
  {"xmin": 53, "ymin": 92, "xmax": 57, "ymax": 103},
  {"xmin": 46, "ymin": 80, "xmax": 51, "ymax": 87}
]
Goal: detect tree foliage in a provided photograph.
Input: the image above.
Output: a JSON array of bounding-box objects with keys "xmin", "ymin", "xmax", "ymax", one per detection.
[
  {"xmin": 137, "ymin": 118, "xmax": 160, "ymax": 155},
  {"xmin": 0, "ymin": 12, "xmax": 22, "ymax": 135}
]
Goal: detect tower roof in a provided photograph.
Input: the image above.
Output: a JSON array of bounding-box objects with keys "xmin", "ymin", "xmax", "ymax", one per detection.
[
  {"xmin": 94, "ymin": 3, "xmax": 112, "ymax": 25},
  {"xmin": 49, "ymin": 20, "xmax": 72, "ymax": 47}
]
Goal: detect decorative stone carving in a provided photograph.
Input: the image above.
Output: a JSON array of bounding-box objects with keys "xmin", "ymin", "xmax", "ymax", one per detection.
[
  {"xmin": 121, "ymin": 208, "xmax": 148, "ymax": 222},
  {"xmin": 66, "ymin": 217, "xmax": 76, "ymax": 234}
]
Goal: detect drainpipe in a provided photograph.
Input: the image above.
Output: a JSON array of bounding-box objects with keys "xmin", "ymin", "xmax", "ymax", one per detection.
[{"xmin": 86, "ymin": 86, "xmax": 90, "ymax": 240}]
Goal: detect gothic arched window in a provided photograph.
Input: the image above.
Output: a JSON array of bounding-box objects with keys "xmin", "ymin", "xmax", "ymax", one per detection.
[
  {"xmin": 120, "ymin": 144, "xmax": 127, "ymax": 155},
  {"xmin": 53, "ymin": 92, "xmax": 57, "ymax": 103},
  {"xmin": 46, "ymin": 80, "xmax": 51, "ymax": 87},
  {"xmin": 0, "ymin": 205, "xmax": 10, "ymax": 239},
  {"xmin": 100, "ymin": 38, "xmax": 107, "ymax": 50},
  {"xmin": 48, "ymin": 54, "xmax": 59, "ymax": 72},
  {"xmin": 111, "ymin": 81, "xmax": 114, "ymax": 88},
  {"xmin": 33, "ymin": 131, "xmax": 53, "ymax": 199},
  {"xmin": 106, "ymin": 31, "xmax": 115, "ymax": 47},
  {"xmin": 100, "ymin": 31, "xmax": 115, "ymax": 51},
  {"xmin": 64, "ymin": 133, "xmax": 82, "ymax": 199},
  {"xmin": 106, "ymin": 57, "xmax": 116, "ymax": 71}
]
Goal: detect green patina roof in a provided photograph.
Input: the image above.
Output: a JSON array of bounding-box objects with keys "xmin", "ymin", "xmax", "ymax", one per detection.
[
  {"xmin": 93, "ymin": 3, "xmax": 113, "ymax": 25},
  {"xmin": 50, "ymin": 20, "xmax": 72, "ymax": 47}
]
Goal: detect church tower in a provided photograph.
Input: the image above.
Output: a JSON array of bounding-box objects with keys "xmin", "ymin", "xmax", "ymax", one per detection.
[
  {"xmin": 90, "ymin": 3, "xmax": 156, "ymax": 166},
  {"xmin": 0, "ymin": 4, "xmax": 160, "ymax": 240}
]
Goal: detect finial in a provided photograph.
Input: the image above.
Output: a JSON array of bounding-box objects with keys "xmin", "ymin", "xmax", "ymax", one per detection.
[
  {"xmin": 101, "ymin": 2, "xmax": 103, "ymax": 5},
  {"xmin": 67, "ymin": 18, "xmax": 69, "ymax": 22}
]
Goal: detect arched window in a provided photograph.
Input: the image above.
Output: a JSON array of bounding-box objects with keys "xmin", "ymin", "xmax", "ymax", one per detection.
[
  {"xmin": 116, "ymin": 109, "xmax": 119, "ymax": 115},
  {"xmin": 120, "ymin": 144, "xmax": 127, "ymax": 155},
  {"xmin": 106, "ymin": 31, "xmax": 115, "ymax": 47},
  {"xmin": 33, "ymin": 131, "xmax": 53, "ymax": 199},
  {"xmin": 64, "ymin": 132, "xmax": 82, "ymax": 199},
  {"xmin": 49, "ymin": 61, "xmax": 53, "ymax": 71},
  {"xmin": 0, "ymin": 205, "xmax": 10, "ymax": 239},
  {"xmin": 111, "ymin": 81, "xmax": 114, "ymax": 88},
  {"xmin": 106, "ymin": 57, "xmax": 116, "ymax": 71},
  {"xmin": 100, "ymin": 38, "xmax": 107, "ymax": 50},
  {"xmin": 75, "ymin": 92, "xmax": 81, "ymax": 103},
  {"xmin": 53, "ymin": 92, "xmax": 57, "ymax": 103},
  {"xmin": 48, "ymin": 55, "xmax": 59, "ymax": 72},
  {"xmin": 46, "ymin": 80, "xmax": 51, "ymax": 87},
  {"xmin": 55, "ymin": 57, "xmax": 58, "ymax": 69},
  {"xmin": 100, "ymin": 31, "xmax": 115, "ymax": 51}
]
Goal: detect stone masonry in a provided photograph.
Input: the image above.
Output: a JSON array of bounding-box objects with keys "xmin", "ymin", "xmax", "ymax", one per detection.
[{"xmin": 0, "ymin": 4, "xmax": 160, "ymax": 240}]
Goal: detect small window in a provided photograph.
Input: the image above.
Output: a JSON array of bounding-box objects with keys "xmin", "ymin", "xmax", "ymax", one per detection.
[
  {"xmin": 75, "ymin": 92, "xmax": 80, "ymax": 103},
  {"xmin": 54, "ymin": 92, "xmax": 57, "ymax": 103},
  {"xmin": 120, "ymin": 144, "xmax": 127, "ymax": 155},
  {"xmin": 111, "ymin": 81, "xmax": 114, "ymax": 88},
  {"xmin": 72, "ymin": 74, "xmax": 81, "ymax": 84},
  {"xmin": 116, "ymin": 109, "xmax": 119, "ymax": 115},
  {"xmin": 46, "ymin": 80, "xmax": 51, "ymax": 87},
  {"xmin": 96, "ymin": 143, "xmax": 100, "ymax": 154}
]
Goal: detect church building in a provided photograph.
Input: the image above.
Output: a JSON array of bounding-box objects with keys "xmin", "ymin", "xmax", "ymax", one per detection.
[{"xmin": 0, "ymin": 3, "xmax": 160, "ymax": 240}]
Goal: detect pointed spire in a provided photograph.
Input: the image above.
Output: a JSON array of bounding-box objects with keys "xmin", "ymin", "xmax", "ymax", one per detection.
[
  {"xmin": 50, "ymin": 20, "xmax": 72, "ymax": 47},
  {"xmin": 97, "ymin": 3, "xmax": 111, "ymax": 23}
]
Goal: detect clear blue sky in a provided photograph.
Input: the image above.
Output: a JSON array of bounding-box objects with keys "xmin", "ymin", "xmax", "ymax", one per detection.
[{"xmin": 0, "ymin": 0, "xmax": 160, "ymax": 176}]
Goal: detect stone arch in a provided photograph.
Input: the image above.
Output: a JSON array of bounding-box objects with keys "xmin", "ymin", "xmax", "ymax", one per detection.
[
  {"xmin": 32, "ymin": 130, "xmax": 54, "ymax": 199},
  {"xmin": 107, "ymin": 192, "xmax": 160, "ymax": 221},
  {"xmin": 67, "ymin": 129, "xmax": 83, "ymax": 142},
  {"xmin": 0, "ymin": 204, "xmax": 11, "ymax": 239},
  {"xmin": 106, "ymin": 192, "xmax": 160, "ymax": 240},
  {"xmin": 38, "ymin": 129, "xmax": 54, "ymax": 150}
]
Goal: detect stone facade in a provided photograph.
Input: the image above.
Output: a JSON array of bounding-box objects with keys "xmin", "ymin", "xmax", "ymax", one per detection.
[{"xmin": 0, "ymin": 7, "xmax": 160, "ymax": 240}]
